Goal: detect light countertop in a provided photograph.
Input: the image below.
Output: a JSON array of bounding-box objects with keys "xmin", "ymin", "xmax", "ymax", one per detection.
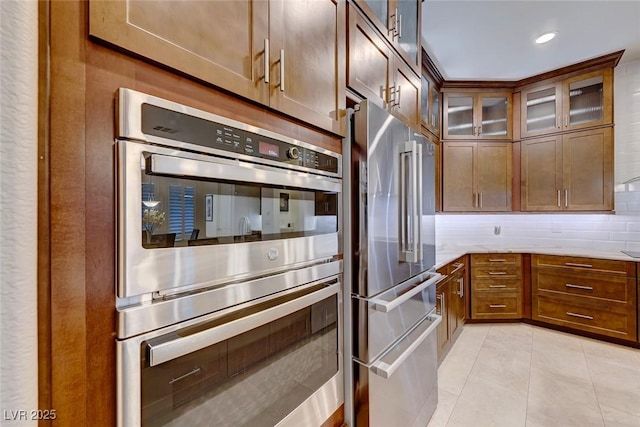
[{"xmin": 435, "ymin": 244, "xmax": 640, "ymax": 269}]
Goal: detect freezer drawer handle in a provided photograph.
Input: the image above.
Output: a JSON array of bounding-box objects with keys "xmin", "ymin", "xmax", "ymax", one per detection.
[
  {"xmin": 370, "ymin": 273, "xmax": 442, "ymax": 313},
  {"xmin": 369, "ymin": 314, "xmax": 442, "ymax": 379}
]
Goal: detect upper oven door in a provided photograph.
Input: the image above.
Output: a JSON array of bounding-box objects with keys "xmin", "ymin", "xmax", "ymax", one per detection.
[{"xmin": 117, "ymin": 140, "xmax": 342, "ymax": 298}]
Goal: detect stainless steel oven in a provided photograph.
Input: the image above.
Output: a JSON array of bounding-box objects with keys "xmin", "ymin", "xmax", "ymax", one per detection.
[
  {"xmin": 115, "ymin": 89, "xmax": 344, "ymax": 426},
  {"xmin": 116, "ymin": 88, "xmax": 342, "ymax": 300},
  {"xmin": 118, "ymin": 267, "xmax": 342, "ymax": 427}
]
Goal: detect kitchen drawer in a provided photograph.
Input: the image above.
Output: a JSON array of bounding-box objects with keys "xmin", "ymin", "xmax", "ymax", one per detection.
[
  {"xmin": 472, "ymin": 293, "xmax": 522, "ymax": 319},
  {"xmin": 533, "ymin": 295, "xmax": 637, "ymax": 341},
  {"xmin": 533, "ymin": 269, "xmax": 635, "ymax": 304},
  {"xmin": 471, "ymin": 265, "xmax": 522, "ymax": 280},
  {"xmin": 472, "ymin": 253, "xmax": 521, "ymax": 266},
  {"xmin": 533, "ymin": 254, "xmax": 635, "ymax": 277},
  {"xmin": 472, "ymin": 278, "xmax": 522, "ymax": 293}
]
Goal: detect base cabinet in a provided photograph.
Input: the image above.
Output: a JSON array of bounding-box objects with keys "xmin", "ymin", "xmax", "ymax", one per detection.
[
  {"xmin": 470, "ymin": 253, "xmax": 523, "ymax": 320},
  {"xmin": 436, "ymin": 256, "xmax": 467, "ymax": 363},
  {"xmin": 532, "ymin": 255, "xmax": 637, "ymax": 341}
]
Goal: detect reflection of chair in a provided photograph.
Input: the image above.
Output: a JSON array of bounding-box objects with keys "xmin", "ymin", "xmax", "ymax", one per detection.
[
  {"xmin": 190, "ymin": 229, "xmax": 200, "ymax": 240},
  {"xmin": 142, "ymin": 231, "xmax": 176, "ymax": 248}
]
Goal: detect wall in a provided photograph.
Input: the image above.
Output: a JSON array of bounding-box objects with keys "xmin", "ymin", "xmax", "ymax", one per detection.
[
  {"xmin": 437, "ymin": 59, "xmax": 640, "ymax": 252},
  {"xmin": 0, "ymin": 0, "xmax": 39, "ymax": 423}
]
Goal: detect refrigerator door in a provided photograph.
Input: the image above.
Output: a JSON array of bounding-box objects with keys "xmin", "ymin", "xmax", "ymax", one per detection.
[{"xmin": 352, "ymin": 100, "xmax": 436, "ymax": 297}]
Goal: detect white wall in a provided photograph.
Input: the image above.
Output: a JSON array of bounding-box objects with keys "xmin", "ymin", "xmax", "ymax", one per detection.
[
  {"xmin": 0, "ymin": 0, "xmax": 39, "ymax": 423},
  {"xmin": 437, "ymin": 59, "xmax": 640, "ymax": 252}
]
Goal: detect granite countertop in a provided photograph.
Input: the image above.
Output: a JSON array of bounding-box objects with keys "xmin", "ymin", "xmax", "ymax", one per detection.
[{"xmin": 435, "ymin": 244, "xmax": 640, "ymax": 270}]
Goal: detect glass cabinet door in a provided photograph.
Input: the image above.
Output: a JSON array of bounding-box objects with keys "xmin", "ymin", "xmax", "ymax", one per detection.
[
  {"xmin": 431, "ymin": 85, "xmax": 440, "ymax": 135},
  {"xmin": 421, "ymin": 75, "xmax": 430, "ymax": 128},
  {"xmin": 480, "ymin": 96, "xmax": 508, "ymax": 137},
  {"xmin": 567, "ymin": 76, "xmax": 603, "ymax": 126},
  {"xmin": 522, "ymin": 84, "xmax": 560, "ymax": 137},
  {"xmin": 362, "ymin": 0, "xmax": 388, "ymax": 28},
  {"xmin": 445, "ymin": 96, "xmax": 474, "ymax": 137},
  {"xmin": 395, "ymin": 0, "xmax": 419, "ymax": 65}
]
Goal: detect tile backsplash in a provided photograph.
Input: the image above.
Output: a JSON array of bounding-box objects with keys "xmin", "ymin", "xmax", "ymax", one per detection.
[{"xmin": 437, "ymin": 59, "xmax": 640, "ymax": 252}]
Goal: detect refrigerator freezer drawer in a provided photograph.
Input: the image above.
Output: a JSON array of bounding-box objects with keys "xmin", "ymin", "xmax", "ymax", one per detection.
[{"xmin": 354, "ymin": 314, "xmax": 441, "ymax": 427}]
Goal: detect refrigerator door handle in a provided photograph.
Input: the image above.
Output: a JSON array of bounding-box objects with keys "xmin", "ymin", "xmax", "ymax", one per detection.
[
  {"xmin": 398, "ymin": 140, "xmax": 422, "ymax": 263},
  {"xmin": 370, "ymin": 273, "xmax": 442, "ymax": 313},
  {"xmin": 370, "ymin": 313, "xmax": 442, "ymax": 379}
]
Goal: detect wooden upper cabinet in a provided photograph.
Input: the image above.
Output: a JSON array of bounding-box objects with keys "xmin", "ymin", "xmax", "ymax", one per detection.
[
  {"xmin": 521, "ymin": 127, "xmax": 613, "ymax": 211},
  {"xmin": 421, "ymin": 73, "xmax": 440, "ymax": 137},
  {"xmin": 89, "ymin": 0, "xmax": 345, "ymax": 136},
  {"xmin": 443, "ymin": 141, "xmax": 512, "ymax": 212},
  {"xmin": 347, "ymin": 4, "xmax": 420, "ymax": 128},
  {"xmin": 520, "ymin": 68, "xmax": 613, "ymax": 139},
  {"xmin": 443, "ymin": 92, "xmax": 512, "ymax": 140},
  {"xmin": 352, "ymin": 0, "xmax": 421, "ymax": 71}
]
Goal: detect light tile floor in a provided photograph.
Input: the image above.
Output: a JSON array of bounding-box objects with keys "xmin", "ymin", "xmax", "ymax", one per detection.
[{"xmin": 427, "ymin": 323, "xmax": 640, "ymax": 427}]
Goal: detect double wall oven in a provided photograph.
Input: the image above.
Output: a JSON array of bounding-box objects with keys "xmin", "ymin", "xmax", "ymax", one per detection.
[{"xmin": 115, "ymin": 89, "xmax": 343, "ymax": 426}]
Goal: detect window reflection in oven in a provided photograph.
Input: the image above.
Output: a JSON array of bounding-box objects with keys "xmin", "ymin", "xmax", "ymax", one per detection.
[
  {"xmin": 140, "ymin": 295, "xmax": 338, "ymax": 426},
  {"xmin": 140, "ymin": 168, "xmax": 339, "ymax": 249}
]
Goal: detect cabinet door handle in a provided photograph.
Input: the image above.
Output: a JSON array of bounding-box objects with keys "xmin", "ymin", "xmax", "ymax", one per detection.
[
  {"xmin": 437, "ymin": 293, "xmax": 445, "ymax": 314},
  {"xmin": 565, "ymin": 189, "xmax": 569, "ymax": 208},
  {"xmin": 565, "ymin": 283, "xmax": 593, "ymax": 291},
  {"xmin": 479, "ymin": 192, "xmax": 483, "ymax": 209},
  {"xmin": 487, "ymin": 271, "xmax": 507, "ymax": 275},
  {"xmin": 489, "ymin": 304, "xmax": 507, "ymax": 308},
  {"xmin": 472, "ymin": 125, "xmax": 476, "ymax": 136},
  {"xmin": 478, "ymin": 126, "xmax": 482, "ymax": 136},
  {"xmin": 398, "ymin": 13, "xmax": 402, "ymax": 39},
  {"xmin": 474, "ymin": 192, "xmax": 478, "ymax": 208},
  {"xmin": 565, "ymin": 262, "xmax": 593, "ymax": 268},
  {"xmin": 264, "ymin": 39, "xmax": 270, "ymax": 84},
  {"xmin": 566, "ymin": 312, "xmax": 594, "ymax": 320},
  {"xmin": 565, "ymin": 114, "xmax": 569, "ymax": 127},
  {"xmin": 279, "ymin": 49, "xmax": 285, "ymax": 92},
  {"xmin": 557, "ymin": 189, "xmax": 561, "ymax": 208},
  {"xmin": 458, "ymin": 277, "xmax": 464, "ymax": 297},
  {"xmin": 489, "ymin": 284, "xmax": 507, "ymax": 288},
  {"xmin": 396, "ymin": 85, "xmax": 401, "ymax": 108}
]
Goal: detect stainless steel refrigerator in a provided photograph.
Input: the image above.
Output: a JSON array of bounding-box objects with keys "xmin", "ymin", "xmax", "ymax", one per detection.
[{"xmin": 348, "ymin": 100, "xmax": 442, "ymax": 427}]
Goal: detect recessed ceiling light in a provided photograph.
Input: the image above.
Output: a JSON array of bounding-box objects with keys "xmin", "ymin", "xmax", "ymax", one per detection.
[{"xmin": 535, "ymin": 32, "xmax": 557, "ymax": 44}]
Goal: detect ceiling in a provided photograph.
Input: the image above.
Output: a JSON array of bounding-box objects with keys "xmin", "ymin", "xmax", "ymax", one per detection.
[{"xmin": 421, "ymin": 1, "xmax": 640, "ymax": 81}]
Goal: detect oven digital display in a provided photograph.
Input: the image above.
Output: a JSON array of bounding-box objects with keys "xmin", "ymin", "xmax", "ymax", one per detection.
[{"xmin": 259, "ymin": 141, "xmax": 279, "ymax": 158}]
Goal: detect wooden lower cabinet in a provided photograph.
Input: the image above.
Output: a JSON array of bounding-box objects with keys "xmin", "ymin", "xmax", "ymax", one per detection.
[
  {"xmin": 532, "ymin": 254, "xmax": 637, "ymax": 341},
  {"xmin": 436, "ymin": 256, "xmax": 468, "ymax": 363},
  {"xmin": 470, "ymin": 253, "xmax": 523, "ymax": 319}
]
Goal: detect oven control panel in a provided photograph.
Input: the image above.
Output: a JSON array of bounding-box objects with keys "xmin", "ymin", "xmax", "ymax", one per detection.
[{"xmin": 141, "ymin": 103, "xmax": 339, "ymax": 174}]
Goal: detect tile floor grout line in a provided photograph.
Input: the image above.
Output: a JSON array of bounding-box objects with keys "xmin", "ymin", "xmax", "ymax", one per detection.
[
  {"xmin": 579, "ymin": 337, "xmax": 608, "ymax": 427},
  {"xmin": 523, "ymin": 325, "xmax": 535, "ymax": 427}
]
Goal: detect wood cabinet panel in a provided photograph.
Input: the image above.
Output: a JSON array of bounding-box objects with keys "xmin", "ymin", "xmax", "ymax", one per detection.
[
  {"xmin": 391, "ymin": 57, "xmax": 420, "ymax": 129},
  {"xmin": 443, "ymin": 141, "xmax": 512, "ymax": 212},
  {"xmin": 90, "ymin": 0, "xmax": 345, "ymax": 135},
  {"xmin": 521, "ymin": 127, "xmax": 613, "ymax": 212},
  {"xmin": 436, "ymin": 281, "xmax": 450, "ymax": 364},
  {"xmin": 471, "ymin": 266, "xmax": 521, "ymax": 281},
  {"xmin": 534, "ymin": 270, "xmax": 634, "ymax": 304},
  {"xmin": 532, "ymin": 254, "xmax": 635, "ymax": 277},
  {"xmin": 472, "ymin": 294, "xmax": 522, "ymax": 319},
  {"xmin": 436, "ymin": 256, "xmax": 467, "ymax": 364},
  {"xmin": 472, "ymin": 253, "xmax": 521, "ymax": 266},
  {"xmin": 563, "ymin": 127, "xmax": 613, "ymax": 211},
  {"xmin": 533, "ymin": 295, "xmax": 636, "ymax": 341}
]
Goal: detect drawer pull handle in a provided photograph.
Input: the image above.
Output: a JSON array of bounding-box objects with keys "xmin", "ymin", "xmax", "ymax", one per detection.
[
  {"xmin": 487, "ymin": 272, "xmax": 507, "ymax": 275},
  {"xmin": 489, "ymin": 284, "xmax": 507, "ymax": 288},
  {"xmin": 565, "ymin": 283, "xmax": 593, "ymax": 291},
  {"xmin": 489, "ymin": 304, "xmax": 507, "ymax": 308},
  {"xmin": 565, "ymin": 262, "xmax": 592, "ymax": 268},
  {"xmin": 169, "ymin": 367, "xmax": 201, "ymax": 385},
  {"xmin": 488, "ymin": 259, "xmax": 506, "ymax": 262},
  {"xmin": 566, "ymin": 312, "xmax": 594, "ymax": 320}
]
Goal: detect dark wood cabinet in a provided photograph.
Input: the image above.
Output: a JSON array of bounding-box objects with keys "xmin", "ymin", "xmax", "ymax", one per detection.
[
  {"xmin": 470, "ymin": 253, "xmax": 523, "ymax": 320},
  {"xmin": 347, "ymin": 4, "xmax": 420, "ymax": 129},
  {"xmin": 90, "ymin": 0, "xmax": 345, "ymax": 135},
  {"xmin": 443, "ymin": 91, "xmax": 512, "ymax": 140},
  {"xmin": 531, "ymin": 255, "xmax": 637, "ymax": 342},
  {"xmin": 421, "ymin": 71, "xmax": 441, "ymax": 137},
  {"xmin": 436, "ymin": 256, "xmax": 467, "ymax": 363},
  {"xmin": 443, "ymin": 141, "xmax": 512, "ymax": 212},
  {"xmin": 521, "ymin": 127, "xmax": 613, "ymax": 211}
]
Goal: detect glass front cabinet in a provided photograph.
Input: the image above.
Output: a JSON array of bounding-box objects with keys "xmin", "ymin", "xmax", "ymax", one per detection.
[
  {"xmin": 521, "ymin": 69, "xmax": 613, "ymax": 138},
  {"xmin": 443, "ymin": 92, "xmax": 512, "ymax": 140},
  {"xmin": 421, "ymin": 73, "xmax": 440, "ymax": 137}
]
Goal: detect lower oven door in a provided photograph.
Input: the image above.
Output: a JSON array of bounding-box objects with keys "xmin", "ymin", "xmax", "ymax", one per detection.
[{"xmin": 118, "ymin": 278, "xmax": 342, "ymax": 427}]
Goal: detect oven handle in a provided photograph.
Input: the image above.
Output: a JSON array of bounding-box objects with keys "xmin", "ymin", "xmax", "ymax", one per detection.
[
  {"xmin": 148, "ymin": 153, "xmax": 341, "ymax": 193},
  {"xmin": 369, "ymin": 313, "xmax": 441, "ymax": 379},
  {"xmin": 369, "ymin": 273, "xmax": 442, "ymax": 313},
  {"xmin": 147, "ymin": 282, "xmax": 339, "ymax": 367}
]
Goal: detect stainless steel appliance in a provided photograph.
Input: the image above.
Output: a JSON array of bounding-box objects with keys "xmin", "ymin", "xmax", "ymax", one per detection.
[
  {"xmin": 348, "ymin": 100, "xmax": 441, "ymax": 426},
  {"xmin": 115, "ymin": 89, "xmax": 343, "ymax": 426}
]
